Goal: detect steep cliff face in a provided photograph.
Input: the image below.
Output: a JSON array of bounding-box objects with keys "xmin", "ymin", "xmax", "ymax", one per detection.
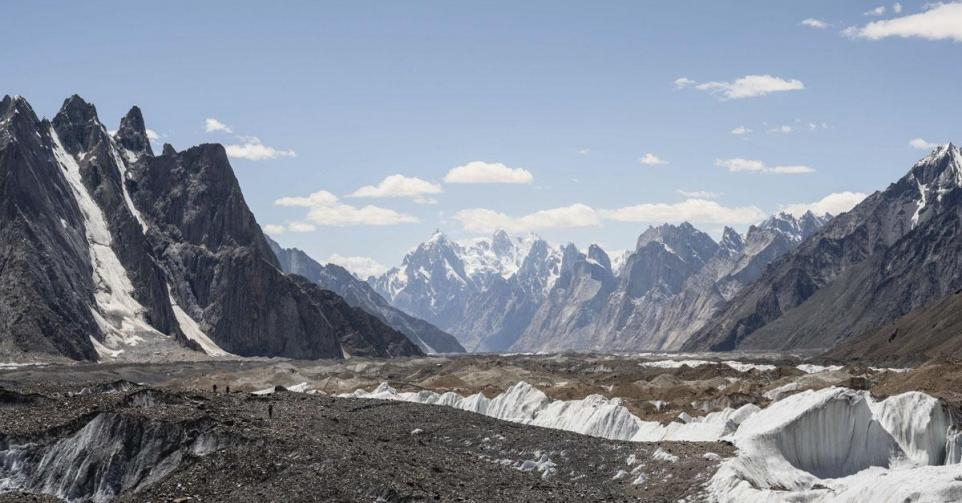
[
  {"xmin": 268, "ymin": 238, "xmax": 464, "ymax": 354},
  {"xmin": 509, "ymin": 215, "xmax": 826, "ymax": 353},
  {"xmin": 687, "ymin": 144, "xmax": 962, "ymax": 352},
  {"xmin": 0, "ymin": 95, "xmax": 421, "ymax": 361}
]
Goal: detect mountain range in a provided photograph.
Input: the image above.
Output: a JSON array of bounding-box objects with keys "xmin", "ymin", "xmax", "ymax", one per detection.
[
  {"xmin": 0, "ymin": 95, "xmax": 421, "ymax": 362},
  {"xmin": 4, "ymin": 94, "xmax": 962, "ymax": 365},
  {"xmin": 267, "ymin": 237, "xmax": 464, "ymax": 354},
  {"xmin": 369, "ymin": 212, "xmax": 830, "ymax": 353},
  {"xmin": 686, "ymin": 144, "xmax": 962, "ymax": 357}
]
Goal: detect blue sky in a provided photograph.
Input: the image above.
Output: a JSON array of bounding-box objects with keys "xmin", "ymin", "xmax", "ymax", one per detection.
[{"xmin": 5, "ymin": 1, "xmax": 961, "ymax": 276}]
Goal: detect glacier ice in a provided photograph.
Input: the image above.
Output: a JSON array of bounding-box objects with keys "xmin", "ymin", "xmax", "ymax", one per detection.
[{"xmin": 710, "ymin": 387, "xmax": 962, "ymax": 502}]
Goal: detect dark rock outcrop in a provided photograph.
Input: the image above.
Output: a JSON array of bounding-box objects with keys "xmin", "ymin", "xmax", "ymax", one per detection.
[{"xmin": 0, "ymin": 95, "xmax": 421, "ymax": 361}]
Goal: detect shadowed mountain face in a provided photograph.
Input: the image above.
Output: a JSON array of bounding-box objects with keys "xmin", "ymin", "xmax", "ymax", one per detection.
[
  {"xmin": 0, "ymin": 95, "xmax": 421, "ymax": 361},
  {"xmin": 687, "ymin": 144, "xmax": 962, "ymax": 354},
  {"xmin": 267, "ymin": 238, "xmax": 465, "ymax": 354}
]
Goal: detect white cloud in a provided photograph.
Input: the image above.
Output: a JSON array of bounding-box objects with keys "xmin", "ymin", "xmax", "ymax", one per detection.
[
  {"xmin": 263, "ymin": 224, "xmax": 286, "ymax": 235},
  {"xmin": 578, "ymin": 148, "xmax": 591, "ymax": 155},
  {"xmin": 145, "ymin": 129, "xmax": 161, "ymax": 142},
  {"xmin": 274, "ymin": 190, "xmax": 417, "ymax": 226},
  {"xmin": 781, "ymin": 191, "xmax": 868, "ymax": 216},
  {"xmin": 325, "ymin": 254, "xmax": 388, "ymax": 279},
  {"xmin": 205, "ymin": 118, "xmax": 233, "ymax": 133},
  {"xmin": 444, "ymin": 161, "xmax": 533, "ymax": 184},
  {"xmin": 349, "ymin": 174, "xmax": 442, "ymax": 203},
  {"xmin": 639, "ymin": 153, "xmax": 668, "ymax": 166},
  {"xmin": 716, "ymin": 158, "xmax": 766, "ymax": 173},
  {"xmin": 801, "ymin": 18, "xmax": 829, "ymax": 29},
  {"xmin": 910, "ymin": 137, "xmax": 941, "ymax": 150},
  {"xmin": 677, "ymin": 189, "xmax": 722, "ymax": 199},
  {"xmin": 769, "ymin": 125, "xmax": 794, "ymax": 134},
  {"xmin": 715, "ymin": 158, "xmax": 814, "ymax": 175},
  {"xmin": 893, "ymin": 2, "xmax": 903, "ymax": 14},
  {"xmin": 287, "ymin": 221, "xmax": 317, "ymax": 233},
  {"xmin": 603, "ymin": 199, "xmax": 766, "ymax": 225},
  {"xmin": 454, "ymin": 204, "xmax": 601, "ymax": 234},
  {"xmin": 453, "ymin": 199, "xmax": 766, "ymax": 234},
  {"xmin": 731, "ymin": 126, "xmax": 752, "ymax": 135},
  {"xmin": 224, "ymin": 137, "xmax": 297, "ymax": 161},
  {"xmin": 865, "ymin": 5, "xmax": 887, "ymax": 16},
  {"xmin": 677, "ymin": 74, "xmax": 805, "ymax": 100},
  {"xmin": 845, "ymin": 3, "xmax": 962, "ymax": 42},
  {"xmin": 769, "ymin": 165, "xmax": 816, "ymax": 174}
]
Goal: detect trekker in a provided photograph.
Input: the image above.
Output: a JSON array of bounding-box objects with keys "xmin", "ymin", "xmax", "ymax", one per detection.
[{"xmin": 268, "ymin": 403, "xmax": 274, "ymax": 419}]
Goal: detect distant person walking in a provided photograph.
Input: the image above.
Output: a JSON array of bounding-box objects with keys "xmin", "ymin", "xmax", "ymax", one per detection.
[
  {"xmin": 268, "ymin": 403, "xmax": 274, "ymax": 419},
  {"xmin": 213, "ymin": 384, "xmax": 218, "ymax": 394},
  {"xmin": 225, "ymin": 385, "xmax": 231, "ymax": 394}
]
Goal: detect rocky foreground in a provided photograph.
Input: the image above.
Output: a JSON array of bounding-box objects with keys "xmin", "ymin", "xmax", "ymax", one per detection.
[{"xmin": 0, "ymin": 365, "xmax": 731, "ymax": 502}]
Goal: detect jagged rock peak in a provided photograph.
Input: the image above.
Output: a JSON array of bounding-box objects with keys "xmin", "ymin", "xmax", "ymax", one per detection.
[
  {"xmin": 720, "ymin": 227, "xmax": 744, "ymax": 254},
  {"xmin": 587, "ymin": 244, "xmax": 611, "ymax": 271},
  {"xmin": 115, "ymin": 106, "xmax": 153, "ymax": 157},
  {"xmin": 161, "ymin": 143, "xmax": 177, "ymax": 156},
  {"xmin": 56, "ymin": 94, "xmax": 100, "ymax": 125}
]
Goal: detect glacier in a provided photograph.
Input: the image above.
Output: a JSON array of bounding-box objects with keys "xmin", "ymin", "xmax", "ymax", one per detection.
[{"xmin": 345, "ymin": 381, "xmax": 962, "ymax": 501}]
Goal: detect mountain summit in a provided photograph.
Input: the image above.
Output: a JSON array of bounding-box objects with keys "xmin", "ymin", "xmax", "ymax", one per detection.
[{"xmin": 0, "ymin": 95, "xmax": 421, "ymax": 362}]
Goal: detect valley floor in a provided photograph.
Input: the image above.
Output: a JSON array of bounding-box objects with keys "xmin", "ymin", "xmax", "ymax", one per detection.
[{"xmin": 1, "ymin": 353, "xmax": 960, "ymax": 502}]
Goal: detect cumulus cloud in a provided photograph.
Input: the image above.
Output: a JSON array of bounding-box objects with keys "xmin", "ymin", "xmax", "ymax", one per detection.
[
  {"xmin": 845, "ymin": 2, "xmax": 962, "ymax": 41},
  {"xmin": 731, "ymin": 126, "xmax": 752, "ymax": 135},
  {"xmin": 639, "ymin": 153, "xmax": 669, "ymax": 166},
  {"xmin": 603, "ymin": 200, "xmax": 766, "ymax": 225},
  {"xmin": 910, "ymin": 137, "xmax": 941, "ymax": 150},
  {"xmin": 444, "ymin": 161, "xmax": 533, "ymax": 184},
  {"xmin": 453, "ymin": 204, "xmax": 601, "ymax": 234},
  {"xmin": 453, "ymin": 199, "xmax": 765, "ymax": 234},
  {"xmin": 865, "ymin": 5, "xmax": 887, "ymax": 16},
  {"xmin": 781, "ymin": 191, "xmax": 868, "ymax": 217},
  {"xmin": 205, "ymin": 118, "xmax": 233, "ymax": 133},
  {"xmin": 349, "ymin": 174, "xmax": 442, "ymax": 203},
  {"xmin": 263, "ymin": 224, "xmax": 286, "ymax": 235},
  {"xmin": 224, "ymin": 137, "xmax": 297, "ymax": 161},
  {"xmin": 676, "ymin": 74, "xmax": 805, "ymax": 100},
  {"xmin": 145, "ymin": 129, "xmax": 161, "ymax": 142},
  {"xmin": 715, "ymin": 158, "xmax": 815, "ymax": 174},
  {"xmin": 801, "ymin": 18, "xmax": 829, "ymax": 29},
  {"xmin": 677, "ymin": 189, "xmax": 722, "ymax": 199},
  {"xmin": 325, "ymin": 254, "xmax": 388, "ymax": 279},
  {"xmin": 274, "ymin": 190, "xmax": 417, "ymax": 226},
  {"xmin": 287, "ymin": 221, "xmax": 317, "ymax": 233},
  {"xmin": 893, "ymin": 2, "xmax": 903, "ymax": 13}
]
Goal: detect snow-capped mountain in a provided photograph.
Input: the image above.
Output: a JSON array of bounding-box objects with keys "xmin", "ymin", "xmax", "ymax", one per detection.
[
  {"xmin": 687, "ymin": 144, "xmax": 962, "ymax": 353},
  {"xmin": 0, "ymin": 95, "xmax": 420, "ymax": 362},
  {"xmin": 371, "ymin": 230, "xmax": 563, "ymax": 351},
  {"xmin": 373, "ymin": 213, "xmax": 826, "ymax": 353},
  {"xmin": 267, "ymin": 237, "xmax": 465, "ymax": 354}
]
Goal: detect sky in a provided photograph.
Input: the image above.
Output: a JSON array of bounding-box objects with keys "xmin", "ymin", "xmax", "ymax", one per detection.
[{"xmin": 4, "ymin": 1, "xmax": 962, "ymax": 277}]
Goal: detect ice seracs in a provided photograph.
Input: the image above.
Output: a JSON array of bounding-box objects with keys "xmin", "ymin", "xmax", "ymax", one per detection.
[{"xmin": 710, "ymin": 387, "xmax": 962, "ymax": 502}]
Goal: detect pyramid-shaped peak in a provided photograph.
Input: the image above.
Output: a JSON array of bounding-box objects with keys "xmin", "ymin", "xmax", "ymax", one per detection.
[
  {"xmin": 115, "ymin": 105, "xmax": 153, "ymax": 157},
  {"xmin": 57, "ymin": 95, "xmax": 100, "ymax": 124}
]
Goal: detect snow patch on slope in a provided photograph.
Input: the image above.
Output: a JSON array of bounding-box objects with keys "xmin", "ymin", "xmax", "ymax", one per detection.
[{"xmin": 51, "ymin": 128, "xmax": 164, "ymax": 357}]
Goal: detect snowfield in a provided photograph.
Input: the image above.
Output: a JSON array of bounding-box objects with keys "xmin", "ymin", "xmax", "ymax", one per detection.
[{"xmin": 346, "ymin": 382, "xmax": 962, "ymax": 502}]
